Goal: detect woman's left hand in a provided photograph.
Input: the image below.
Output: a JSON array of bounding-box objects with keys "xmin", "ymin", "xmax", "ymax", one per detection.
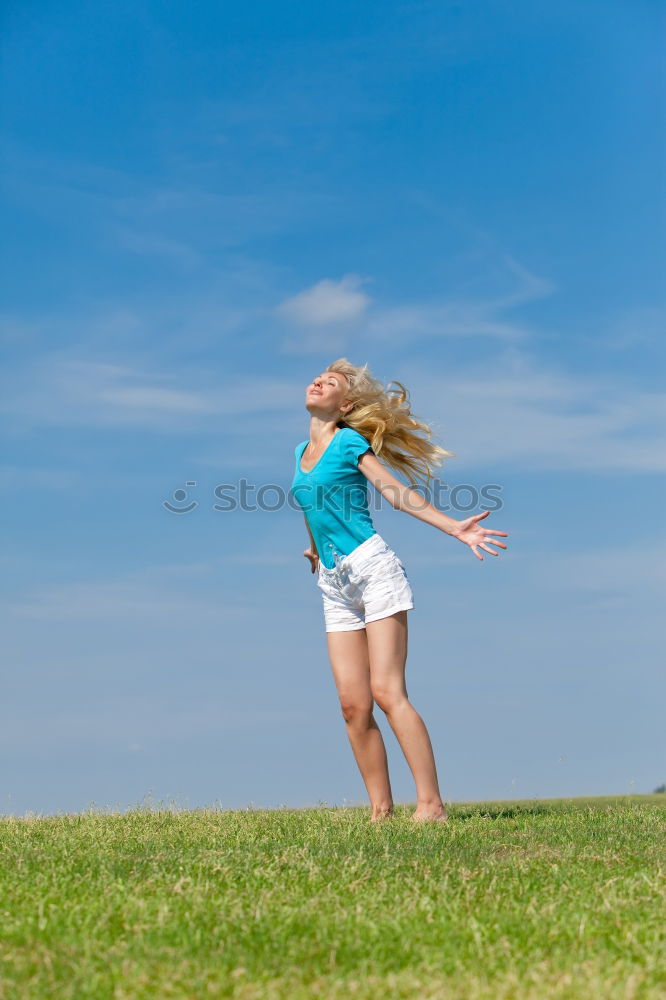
[{"xmin": 452, "ymin": 510, "xmax": 508, "ymax": 561}]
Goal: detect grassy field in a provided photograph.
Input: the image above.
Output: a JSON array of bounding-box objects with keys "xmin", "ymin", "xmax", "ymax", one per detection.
[{"xmin": 1, "ymin": 794, "xmax": 664, "ymax": 999}]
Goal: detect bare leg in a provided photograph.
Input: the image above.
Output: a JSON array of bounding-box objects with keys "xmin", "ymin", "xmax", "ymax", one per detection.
[
  {"xmin": 365, "ymin": 611, "xmax": 448, "ymax": 822},
  {"xmin": 325, "ymin": 629, "xmax": 395, "ymax": 821}
]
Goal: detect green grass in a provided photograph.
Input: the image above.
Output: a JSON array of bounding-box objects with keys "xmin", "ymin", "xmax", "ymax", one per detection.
[{"xmin": 1, "ymin": 795, "xmax": 665, "ymax": 999}]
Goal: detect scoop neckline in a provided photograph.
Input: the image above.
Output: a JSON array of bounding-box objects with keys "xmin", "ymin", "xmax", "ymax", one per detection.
[{"xmin": 298, "ymin": 428, "xmax": 343, "ymax": 475}]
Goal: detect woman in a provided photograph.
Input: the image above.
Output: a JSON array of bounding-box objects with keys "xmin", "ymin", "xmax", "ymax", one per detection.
[{"xmin": 291, "ymin": 359, "xmax": 508, "ymax": 823}]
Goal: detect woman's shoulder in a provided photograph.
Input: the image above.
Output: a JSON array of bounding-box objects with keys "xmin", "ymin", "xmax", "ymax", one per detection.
[
  {"xmin": 337, "ymin": 426, "xmax": 374, "ymax": 462},
  {"xmin": 339, "ymin": 426, "xmax": 371, "ymax": 446}
]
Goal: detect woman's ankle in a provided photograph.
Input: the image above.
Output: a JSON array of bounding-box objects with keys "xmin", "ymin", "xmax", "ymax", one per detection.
[
  {"xmin": 416, "ymin": 795, "xmax": 444, "ymax": 808},
  {"xmin": 371, "ymin": 802, "xmax": 394, "ymax": 816}
]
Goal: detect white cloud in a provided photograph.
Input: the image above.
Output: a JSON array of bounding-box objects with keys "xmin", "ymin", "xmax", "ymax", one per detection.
[
  {"xmin": 276, "ymin": 274, "xmax": 372, "ymax": 326},
  {"xmin": 278, "ymin": 254, "xmax": 554, "ymax": 353}
]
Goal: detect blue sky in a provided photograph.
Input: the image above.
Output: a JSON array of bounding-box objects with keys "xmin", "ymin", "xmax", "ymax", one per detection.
[{"xmin": 1, "ymin": 0, "xmax": 664, "ymax": 817}]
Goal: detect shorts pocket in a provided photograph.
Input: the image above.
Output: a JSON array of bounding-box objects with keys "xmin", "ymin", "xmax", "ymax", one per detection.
[
  {"xmin": 386, "ymin": 555, "xmax": 411, "ymax": 601},
  {"xmin": 386, "ymin": 550, "xmax": 406, "ymax": 575}
]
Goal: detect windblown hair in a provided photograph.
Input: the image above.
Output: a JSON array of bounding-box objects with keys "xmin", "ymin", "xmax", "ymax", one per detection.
[{"xmin": 327, "ymin": 358, "xmax": 456, "ymax": 490}]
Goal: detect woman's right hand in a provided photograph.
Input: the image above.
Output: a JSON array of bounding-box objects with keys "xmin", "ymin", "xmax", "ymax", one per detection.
[{"xmin": 303, "ymin": 546, "xmax": 320, "ymax": 574}]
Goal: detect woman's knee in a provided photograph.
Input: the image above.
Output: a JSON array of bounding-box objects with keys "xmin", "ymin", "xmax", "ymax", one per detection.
[
  {"xmin": 371, "ymin": 685, "xmax": 408, "ymax": 714},
  {"xmin": 339, "ymin": 698, "xmax": 374, "ymax": 726}
]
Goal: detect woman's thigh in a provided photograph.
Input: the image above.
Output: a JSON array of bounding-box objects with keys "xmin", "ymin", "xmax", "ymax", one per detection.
[
  {"xmin": 365, "ymin": 610, "xmax": 409, "ymax": 702},
  {"xmin": 326, "ymin": 628, "xmax": 372, "ymax": 708}
]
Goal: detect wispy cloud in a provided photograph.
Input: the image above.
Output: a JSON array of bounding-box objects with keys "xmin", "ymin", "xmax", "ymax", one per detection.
[
  {"xmin": 0, "ymin": 699, "xmax": 307, "ymax": 753},
  {"xmin": 407, "ymin": 539, "xmax": 666, "ymax": 594},
  {"xmin": 279, "ymin": 254, "xmax": 555, "ymax": 353},
  {"xmin": 400, "ymin": 359, "xmax": 666, "ymax": 473},
  {"xmin": 105, "ymin": 226, "xmax": 203, "ymax": 269},
  {"xmin": 2, "ymin": 139, "xmax": 343, "ymax": 261},
  {"xmin": 2, "ymin": 347, "xmax": 664, "ymax": 473},
  {"xmin": 275, "ymin": 274, "xmax": 373, "ymax": 326},
  {"xmin": 98, "ymin": 384, "xmax": 216, "ymax": 413},
  {"xmin": 363, "ymin": 299, "xmax": 529, "ymax": 342},
  {"xmin": 4, "ymin": 561, "xmax": 252, "ymax": 623},
  {"xmin": 0, "ymin": 465, "xmax": 82, "ymax": 492},
  {"xmin": 371, "ymin": 257, "xmax": 554, "ymax": 342},
  {"xmin": 596, "ymin": 303, "xmax": 666, "ymax": 354},
  {"xmin": 528, "ymin": 543, "xmax": 666, "ymax": 592},
  {"xmin": 1, "ymin": 357, "xmax": 299, "ymax": 432}
]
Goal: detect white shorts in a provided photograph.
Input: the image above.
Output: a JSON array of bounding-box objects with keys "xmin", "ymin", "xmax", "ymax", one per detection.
[{"xmin": 316, "ymin": 532, "xmax": 414, "ymax": 632}]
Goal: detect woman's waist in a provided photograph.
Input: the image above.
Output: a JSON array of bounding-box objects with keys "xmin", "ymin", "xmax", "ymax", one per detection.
[{"xmin": 318, "ymin": 531, "xmax": 387, "ymax": 575}]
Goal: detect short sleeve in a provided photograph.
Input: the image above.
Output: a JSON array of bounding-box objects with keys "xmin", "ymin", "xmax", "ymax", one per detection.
[{"xmin": 342, "ymin": 428, "xmax": 374, "ymax": 467}]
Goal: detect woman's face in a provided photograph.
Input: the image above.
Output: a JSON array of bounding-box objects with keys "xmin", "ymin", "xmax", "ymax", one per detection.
[{"xmin": 306, "ymin": 371, "xmax": 352, "ymax": 417}]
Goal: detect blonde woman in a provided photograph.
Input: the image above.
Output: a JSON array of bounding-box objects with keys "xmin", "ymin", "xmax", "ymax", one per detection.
[{"xmin": 291, "ymin": 359, "xmax": 508, "ymax": 823}]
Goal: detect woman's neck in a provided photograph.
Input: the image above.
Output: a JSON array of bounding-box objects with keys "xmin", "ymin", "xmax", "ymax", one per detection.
[{"xmin": 308, "ymin": 418, "xmax": 342, "ymax": 445}]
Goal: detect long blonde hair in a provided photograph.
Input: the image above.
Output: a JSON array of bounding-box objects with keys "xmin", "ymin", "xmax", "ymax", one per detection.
[{"xmin": 327, "ymin": 357, "xmax": 456, "ymax": 490}]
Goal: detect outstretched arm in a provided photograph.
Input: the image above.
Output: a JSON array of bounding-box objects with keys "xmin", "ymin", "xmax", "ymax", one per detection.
[{"xmin": 357, "ymin": 451, "xmax": 508, "ymax": 562}]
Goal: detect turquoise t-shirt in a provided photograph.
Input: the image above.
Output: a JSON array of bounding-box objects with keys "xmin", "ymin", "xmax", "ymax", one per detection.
[{"xmin": 291, "ymin": 427, "xmax": 377, "ymax": 569}]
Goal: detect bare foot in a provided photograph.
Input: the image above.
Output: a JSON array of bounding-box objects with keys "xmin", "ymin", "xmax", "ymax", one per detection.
[
  {"xmin": 410, "ymin": 805, "xmax": 449, "ymax": 823},
  {"xmin": 370, "ymin": 808, "xmax": 395, "ymax": 823}
]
